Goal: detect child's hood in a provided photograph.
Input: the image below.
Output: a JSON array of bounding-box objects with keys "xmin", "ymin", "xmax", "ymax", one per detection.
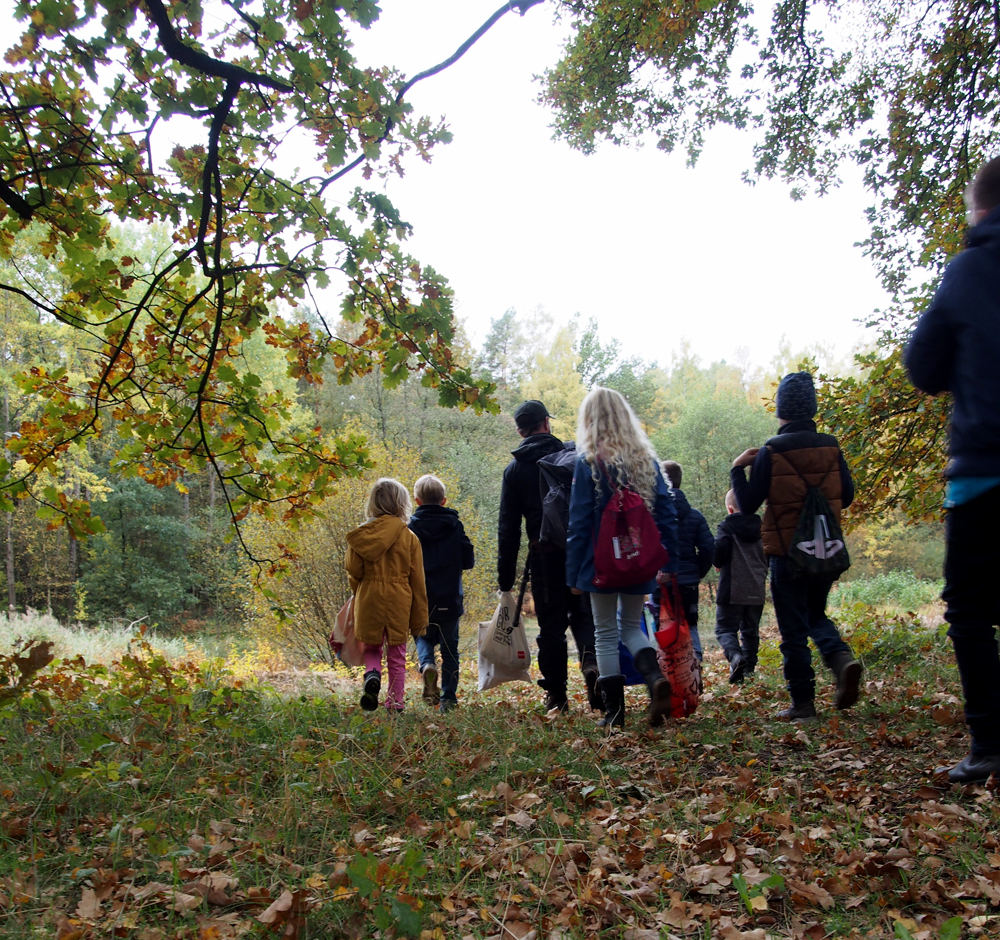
[
  {"xmin": 346, "ymin": 515, "xmax": 408, "ymax": 561},
  {"xmin": 408, "ymin": 504, "xmax": 460, "ymax": 542},
  {"xmin": 723, "ymin": 511, "xmax": 762, "ymax": 543}
]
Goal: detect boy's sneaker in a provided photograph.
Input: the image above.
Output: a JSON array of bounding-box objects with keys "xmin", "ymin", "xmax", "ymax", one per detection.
[
  {"xmin": 439, "ymin": 698, "xmax": 458, "ymax": 713},
  {"xmin": 777, "ymin": 701, "xmax": 817, "ymax": 721},
  {"xmin": 360, "ymin": 670, "xmax": 381, "ymax": 711},
  {"xmin": 421, "ymin": 666, "xmax": 440, "ymax": 706}
]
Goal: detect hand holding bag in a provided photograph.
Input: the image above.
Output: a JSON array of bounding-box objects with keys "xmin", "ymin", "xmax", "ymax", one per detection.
[{"xmin": 478, "ymin": 562, "xmax": 532, "ymax": 690}]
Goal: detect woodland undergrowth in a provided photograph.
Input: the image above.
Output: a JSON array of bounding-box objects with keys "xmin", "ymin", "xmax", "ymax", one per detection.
[{"xmin": 0, "ymin": 611, "xmax": 994, "ymax": 940}]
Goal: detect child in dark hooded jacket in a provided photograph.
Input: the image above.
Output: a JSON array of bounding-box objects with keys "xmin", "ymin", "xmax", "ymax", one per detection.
[
  {"xmin": 408, "ymin": 474, "xmax": 475, "ymax": 711},
  {"xmin": 714, "ymin": 489, "xmax": 767, "ymax": 684}
]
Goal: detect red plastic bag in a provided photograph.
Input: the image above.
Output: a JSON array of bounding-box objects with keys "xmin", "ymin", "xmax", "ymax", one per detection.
[
  {"xmin": 592, "ymin": 486, "xmax": 668, "ymax": 589},
  {"xmin": 654, "ymin": 580, "xmax": 700, "ymax": 718}
]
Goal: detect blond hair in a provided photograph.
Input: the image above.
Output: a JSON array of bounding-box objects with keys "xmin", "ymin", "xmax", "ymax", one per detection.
[
  {"xmin": 576, "ymin": 387, "xmax": 659, "ymax": 506},
  {"xmin": 725, "ymin": 488, "xmax": 739, "ymax": 512},
  {"xmin": 366, "ymin": 478, "xmax": 411, "ymax": 521},
  {"xmin": 414, "ymin": 474, "xmax": 446, "ymax": 506}
]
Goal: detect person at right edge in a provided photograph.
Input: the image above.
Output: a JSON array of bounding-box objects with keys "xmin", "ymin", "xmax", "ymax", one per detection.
[
  {"xmin": 730, "ymin": 372, "xmax": 863, "ymax": 721},
  {"xmin": 497, "ymin": 400, "xmax": 599, "ymax": 713},
  {"xmin": 906, "ymin": 156, "xmax": 1000, "ymax": 784}
]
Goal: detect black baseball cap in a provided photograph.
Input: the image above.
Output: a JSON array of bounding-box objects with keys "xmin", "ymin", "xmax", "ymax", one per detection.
[{"xmin": 513, "ymin": 400, "xmax": 551, "ymax": 430}]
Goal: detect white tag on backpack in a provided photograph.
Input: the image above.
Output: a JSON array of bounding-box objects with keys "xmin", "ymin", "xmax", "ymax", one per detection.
[{"xmin": 612, "ymin": 536, "xmax": 621, "ymax": 559}]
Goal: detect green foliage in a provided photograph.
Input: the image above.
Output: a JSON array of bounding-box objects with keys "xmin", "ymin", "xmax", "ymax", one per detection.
[
  {"xmin": 0, "ymin": 0, "xmax": 505, "ymax": 542},
  {"xmin": 653, "ymin": 388, "xmax": 775, "ymax": 520},
  {"xmin": 576, "ymin": 316, "xmax": 658, "ymax": 420},
  {"xmin": 346, "ymin": 847, "xmax": 425, "ymax": 937},
  {"xmin": 732, "ymin": 871, "xmax": 784, "ymax": 916},
  {"xmin": 78, "ymin": 478, "xmax": 201, "ymax": 624},
  {"xmin": 544, "ymin": 0, "xmax": 1000, "ymax": 522},
  {"xmin": 521, "ymin": 326, "xmax": 586, "ymax": 439},
  {"xmin": 831, "ymin": 573, "xmax": 943, "ymax": 612}
]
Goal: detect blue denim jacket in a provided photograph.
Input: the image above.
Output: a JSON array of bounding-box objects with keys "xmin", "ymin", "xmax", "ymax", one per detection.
[{"xmin": 565, "ymin": 455, "xmax": 678, "ymax": 594}]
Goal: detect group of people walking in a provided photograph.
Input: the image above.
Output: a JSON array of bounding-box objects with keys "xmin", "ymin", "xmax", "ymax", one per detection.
[
  {"xmin": 342, "ymin": 373, "xmax": 864, "ymax": 731},
  {"xmin": 343, "ymin": 154, "xmax": 1000, "ymax": 785}
]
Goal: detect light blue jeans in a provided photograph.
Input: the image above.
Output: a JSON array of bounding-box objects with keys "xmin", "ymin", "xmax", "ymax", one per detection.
[{"xmin": 590, "ymin": 592, "xmax": 657, "ymax": 679}]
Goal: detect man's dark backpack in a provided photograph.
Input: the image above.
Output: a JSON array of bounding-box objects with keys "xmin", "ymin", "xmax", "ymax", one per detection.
[
  {"xmin": 783, "ymin": 461, "xmax": 851, "ymax": 578},
  {"xmin": 536, "ymin": 442, "xmax": 577, "ymax": 551}
]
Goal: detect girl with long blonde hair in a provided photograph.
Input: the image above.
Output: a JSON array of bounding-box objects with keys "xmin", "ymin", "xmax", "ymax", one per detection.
[{"xmin": 565, "ymin": 387, "xmax": 678, "ymax": 729}]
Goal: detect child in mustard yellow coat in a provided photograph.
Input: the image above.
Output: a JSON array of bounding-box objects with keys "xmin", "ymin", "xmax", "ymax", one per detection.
[{"xmin": 345, "ymin": 478, "xmax": 428, "ymax": 712}]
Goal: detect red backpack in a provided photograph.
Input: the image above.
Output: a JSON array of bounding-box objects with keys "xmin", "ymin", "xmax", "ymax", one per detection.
[{"xmin": 592, "ymin": 486, "xmax": 669, "ymax": 589}]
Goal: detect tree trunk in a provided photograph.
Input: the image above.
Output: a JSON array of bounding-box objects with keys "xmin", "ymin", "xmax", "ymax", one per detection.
[
  {"xmin": 4, "ymin": 512, "xmax": 13, "ymax": 617},
  {"xmin": 3, "ymin": 389, "xmax": 13, "ymax": 616},
  {"xmin": 68, "ymin": 480, "xmax": 79, "ymax": 580}
]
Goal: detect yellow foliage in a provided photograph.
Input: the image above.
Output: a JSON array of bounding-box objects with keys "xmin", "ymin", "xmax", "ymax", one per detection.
[{"xmin": 522, "ymin": 326, "xmax": 585, "ymax": 438}]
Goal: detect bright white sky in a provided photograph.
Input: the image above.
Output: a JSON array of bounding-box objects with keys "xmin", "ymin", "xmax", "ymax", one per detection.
[
  {"xmin": 0, "ymin": 0, "xmax": 893, "ymax": 373},
  {"xmin": 346, "ymin": 0, "xmax": 893, "ymax": 371}
]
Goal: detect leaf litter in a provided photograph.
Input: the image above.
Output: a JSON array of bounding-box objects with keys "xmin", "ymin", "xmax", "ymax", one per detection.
[{"xmin": 0, "ymin": 621, "xmax": 995, "ymax": 938}]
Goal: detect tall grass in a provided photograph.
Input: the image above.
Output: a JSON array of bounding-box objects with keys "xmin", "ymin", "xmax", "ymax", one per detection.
[
  {"xmin": 0, "ymin": 610, "xmax": 197, "ymax": 664},
  {"xmin": 831, "ymin": 571, "xmax": 943, "ymax": 610}
]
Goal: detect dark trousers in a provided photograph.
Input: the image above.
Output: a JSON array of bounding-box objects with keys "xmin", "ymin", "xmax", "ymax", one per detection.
[
  {"xmin": 415, "ymin": 617, "xmax": 460, "ymax": 702},
  {"xmin": 530, "ymin": 549, "xmax": 596, "ymax": 694},
  {"xmin": 769, "ymin": 556, "xmax": 849, "ymax": 705},
  {"xmin": 944, "ymin": 486, "xmax": 1000, "ymax": 756},
  {"xmin": 715, "ymin": 602, "xmax": 762, "ymax": 669}
]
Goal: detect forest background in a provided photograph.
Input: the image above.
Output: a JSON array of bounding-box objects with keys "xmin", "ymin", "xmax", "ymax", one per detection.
[{"xmin": 1, "ymin": 253, "xmax": 943, "ymax": 663}]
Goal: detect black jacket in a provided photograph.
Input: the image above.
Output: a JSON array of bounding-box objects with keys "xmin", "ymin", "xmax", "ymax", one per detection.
[
  {"xmin": 497, "ymin": 433, "xmax": 566, "ymax": 592},
  {"xmin": 671, "ymin": 488, "xmax": 715, "ymax": 586},
  {"xmin": 714, "ymin": 511, "xmax": 767, "ymax": 606},
  {"xmin": 906, "ymin": 206, "xmax": 1000, "ymax": 477},
  {"xmin": 408, "ymin": 504, "xmax": 474, "ymax": 621}
]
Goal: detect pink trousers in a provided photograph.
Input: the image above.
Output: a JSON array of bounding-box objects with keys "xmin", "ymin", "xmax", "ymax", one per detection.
[{"xmin": 362, "ymin": 633, "xmax": 407, "ymax": 711}]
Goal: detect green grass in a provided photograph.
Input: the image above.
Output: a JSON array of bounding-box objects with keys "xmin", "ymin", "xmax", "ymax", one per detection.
[
  {"xmin": 0, "ymin": 610, "xmax": 198, "ymax": 663},
  {"xmin": 0, "ymin": 614, "xmax": 991, "ymax": 939},
  {"xmin": 831, "ymin": 571, "xmax": 943, "ymax": 611}
]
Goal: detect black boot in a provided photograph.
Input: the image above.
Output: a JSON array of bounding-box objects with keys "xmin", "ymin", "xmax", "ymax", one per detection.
[
  {"xmin": 633, "ymin": 647, "xmax": 672, "ymax": 728},
  {"xmin": 597, "ymin": 676, "xmax": 625, "ymax": 730},
  {"xmin": 828, "ymin": 649, "xmax": 863, "ymax": 710},
  {"xmin": 581, "ymin": 655, "xmax": 602, "ymax": 712},
  {"xmin": 777, "ymin": 700, "xmax": 817, "ymax": 721},
  {"xmin": 728, "ymin": 651, "xmax": 747, "ymax": 684}
]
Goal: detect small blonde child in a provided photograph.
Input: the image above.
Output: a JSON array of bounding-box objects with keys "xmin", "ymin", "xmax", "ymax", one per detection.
[{"xmin": 345, "ymin": 478, "xmax": 428, "ymax": 712}]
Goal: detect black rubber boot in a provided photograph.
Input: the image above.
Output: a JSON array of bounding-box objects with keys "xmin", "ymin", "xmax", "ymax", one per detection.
[
  {"xmin": 633, "ymin": 647, "xmax": 672, "ymax": 728},
  {"xmin": 777, "ymin": 700, "xmax": 817, "ymax": 721},
  {"xmin": 936, "ymin": 753, "xmax": 1000, "ymax": 783},
  {"xmin": 581, "ymin": 655, "xmax": 602, "ymax": 712},
  {"xmin": 828, "ymin": 649, "xmax": 863, "ymax": 710},
  {"xmin": 597, "ymin": 676, "xmax": 626, "ymax": 730}
]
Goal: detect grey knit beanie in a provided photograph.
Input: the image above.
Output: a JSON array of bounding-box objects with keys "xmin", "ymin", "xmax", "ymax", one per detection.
[{"xmin": 776, "ymin": 372, "xmax": 817, "ymax": 421}]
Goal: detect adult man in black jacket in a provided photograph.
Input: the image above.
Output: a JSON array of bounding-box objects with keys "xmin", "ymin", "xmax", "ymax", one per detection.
[
  {"xmin": 497, "ymin": 400, "xmax": 598, "ymax": 712},
  {"xmin": 906, "ymin": 156, "xmax": 1000, "ymax": 784}
]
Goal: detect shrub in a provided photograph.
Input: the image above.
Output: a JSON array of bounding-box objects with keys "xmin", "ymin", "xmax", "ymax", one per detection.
[{"xmin": 830, "ymin": 571, "xmax": 942, "ymax": 611}]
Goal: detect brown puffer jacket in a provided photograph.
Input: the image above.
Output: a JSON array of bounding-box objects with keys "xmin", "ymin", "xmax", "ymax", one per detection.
[
  {"xmin": 762, "ymin": 440, "xmax": 844, "ymax": 558},
  {"xmin": 345, "ymin": 515, "xmax": 428, "ymax": 646}
]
